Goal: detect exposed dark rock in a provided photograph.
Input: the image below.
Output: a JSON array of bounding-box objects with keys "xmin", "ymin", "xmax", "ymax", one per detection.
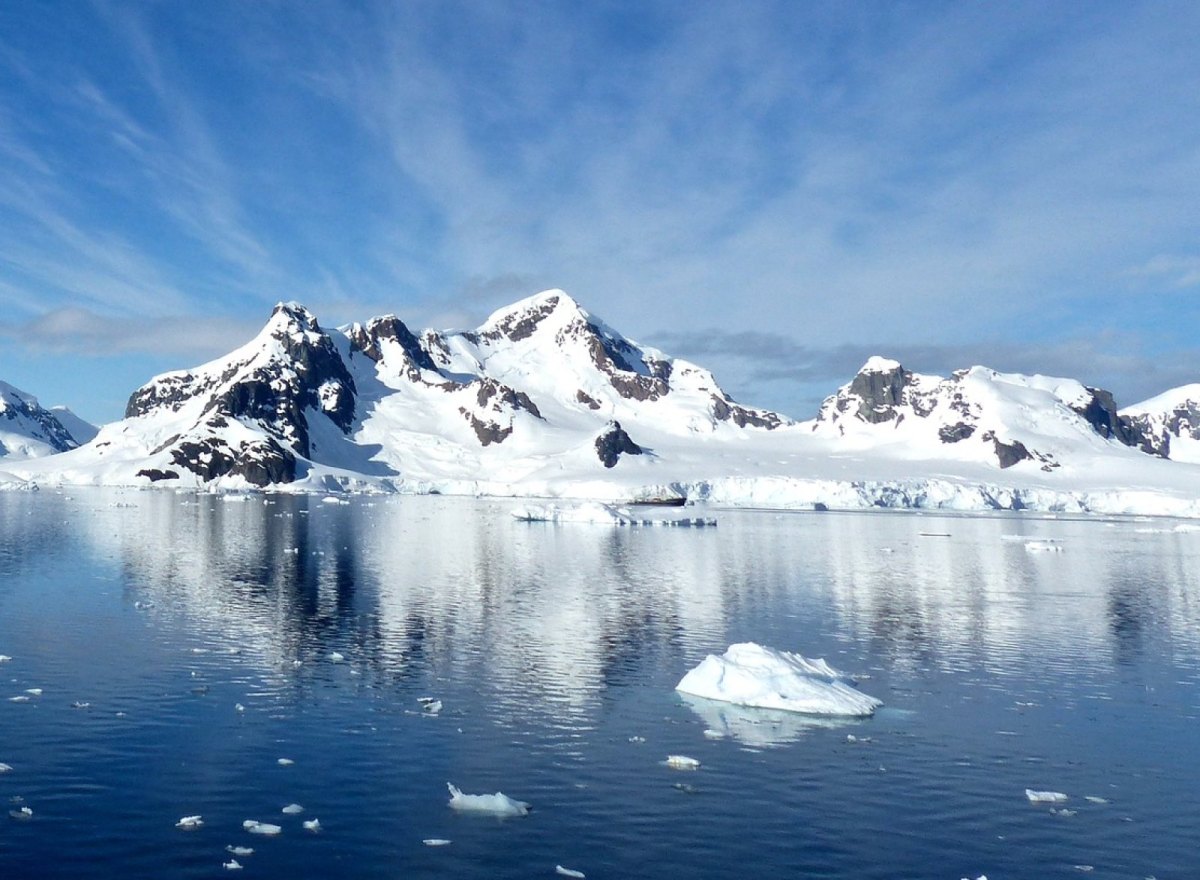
[
  {"xmin": 136, "ymin": 468, "xmax": 179, "ymax": 482},
  {"xmin": 347, "ymin": 315, "xmax": 438, "ymax": 373},
  {"xmin": 0, "ymin": 391, "xmax": 78, "ymax": 452},
  {"xmin": 938, "ymin": 422, "xmax": 976, "ymax": 443},
  {"xmin": 847, "ymin": 361, "xmax": 913, "ymax": 424},
  {"xmin": 475, "ymin": 378, "xmax": 543, "ymax": 420},
  {"xmin": 594, "ymin": 421, "xmax": 643, "ymax": 468},
  {"xmin": 459, "ymin": 408, "xmax": 512, "ymax": 446},
  {"xmin": 711, "ymin": 395, "xmax": 783, "ymax": 430},
  {"xmin": 169, "ymin": 436, "xmax": 296, "ymax": 487},
  {"xmin": 983, "ymin": 431, "xmax": 1032, "ymax": 469},
  {"xmin": 576, "ymin": 390, "xmax": 602, "ymax": 410},
  {"xmin": 480, "ymin": 295, "xmax": 560, "ymax": 342}
]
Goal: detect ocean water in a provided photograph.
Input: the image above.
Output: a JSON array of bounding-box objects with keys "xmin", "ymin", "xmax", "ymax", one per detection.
[{"xmin": 0, "ymin": 490, "xmax": 1198, "ymax": 879}]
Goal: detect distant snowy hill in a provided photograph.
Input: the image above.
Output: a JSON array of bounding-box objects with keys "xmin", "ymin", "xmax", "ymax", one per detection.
[
  {"xmin": 1122, "ymin": 385, "xmax": 1200, "ymax": 464},
  {"xmin": 7, "ymin": 290, "xmax": 1200, "ymax": 517},
  {"xmin": 49, "ymin": 407, "xmax": 99, "ymax": 445},
  {"xmin": 0, "ymin": 381, "xmax": 85, "ymax": 459}
]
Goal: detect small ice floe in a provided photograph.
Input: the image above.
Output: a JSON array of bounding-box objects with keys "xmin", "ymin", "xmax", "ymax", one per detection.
[
  {"xmin": 175, "ymin": 815, "xmax": 204, "ymax": 829},
  {"xmin": 71, "ymin": 701, "xmax": 90, "ymax": 710},
  {"xmin": 628, "ymin": 736, "xmax": 646, "ymax": 743},
  {"xmin": 0, "ymin": 655, "xmax": 11, "ymax": 662},
  {"xmin": 0, "ymin": 763, "xmax": 12, "ymax": 773},
  {"xmin": 277, "ymin": 758, "xmax": 294, "ymax": 766},
  {"xmin": 24, "ymin": 688, "xmax": 42, "ymax": 696},
  {"xmin": 1024, "ymin": 541, "xmax": 1063, "ymax": 553},
  {"xmin": 302, "ymin": 818, "xmax": 321, "ymax": 832},
  {"xmin": 421, "ymin": 699, "xmax": 442, "ymax": 715},
  {"xmin": 1074, "ymin": 866, "xmax": 1094, "ymax": 873},
  {"xmin": 1026, "ymin": 789, "xmax": 1069, "ymax": 804},
  {"xmin": 556, "ymin": 866, "xmax": 586, "ymax": 878},
  {"xmin": 702, "ymin": 729, "xmax": 725, "ymax": 739},
  {"xmin": 235, "ymin": 703, "xmax": 245, "ymax": 713},
  {"xmin": 446, "ymin": 783, "xmax": 531, "ymax": 816},
  {"xmin": 1051, "ymin": 808, "xmax": 1077, "ymax": 817},
  {"xmin": 281, "ymin": 804, "xmax": 304, "ymax": 815},
  {"xmin": 244, "ymin": 820, "xmax": 283, "ymax": 836},
  {"xmin": 511, "ymin": 502, "xmax": 715, "ymax": 528},
  {"xmin": 8, "ymin": 696, "xmax": 30, "ymax": 703},
  {"xmin": 329, "ymin": 652, "xmax": 346, "ymax": 663},
  {"xmin": 665, "ymin": 755, "xmax": 700, "ymax": 770},
  {"xmin": 10, "ymin": 806, "xmax": 33, "ymax": 820},
  {"xmin": 423, "ymin": 838, "xmax": 451, "ymax": 846},
  {"xmin": 133, "ymin": 601, "xmax": 153, "ymax": 611},
  {"xmin": 676, "ymin": 643, "xmax": 881, "ymax": 716},
  {"xmin": 1084, "ymin": 796, "xmax": 1109, "ymax": 804},
  {"xmin": 223, "ymin": 859, "xmax": 243, "ymax": 871},
  {"xmin": 226, "ymin": 846, "xmax": 254, "ymax": 856}
]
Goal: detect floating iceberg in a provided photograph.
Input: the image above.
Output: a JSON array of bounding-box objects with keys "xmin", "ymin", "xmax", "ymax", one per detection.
[
  {"xmin": 244, "ymin": 820, "xmax": 282, "ymax": 835},
  {"xmin": 665, "ymin": 755, "xmax": 700, "ymax": 770},
  {"xmin": 511, "ymin": 502, "xmax": 714, "ymax": 528},
  {"xmin": 423, "ymin": 838, "xmax": 452, "ymax": 846},
  {"xmin": 302, "ymin": 818, "xmax": 321, "ymax": 832},
  {"xmin": 175, "ymin": 815, "xmax": 204, "ymax": 829},
  {"xmin": 676, "ymin": 643, "xmax": 881, "ymax": 717},
  {"xmin": 1025, "ymin": 789, "xmax": 1069, "ymax": 804},
  {"xmin": 281, "ymin": 804, "xmax": 304, "ymax": 815},
  {"xmin": 556, "ymin": 866, "xmax": 586, "ymax": 878},
  {"xmin": 446, "ymin": 783, "xmax": 530, "ymax": 816}
]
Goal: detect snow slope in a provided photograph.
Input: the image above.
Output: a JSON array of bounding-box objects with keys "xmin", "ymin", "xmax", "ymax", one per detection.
[
  {"xmin": 6, "ymin": 291, "xmax": 1200, "ymax": 518},
  {"xmin": 1122, "ymin": 384, "xmax": 1200, "ymax": 464},
  {"xmin": 0, "ymin": 381, "xmax": 83, "ymax": 459}
]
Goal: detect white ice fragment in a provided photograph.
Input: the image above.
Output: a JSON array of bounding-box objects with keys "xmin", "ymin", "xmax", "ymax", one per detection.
[
  {"xmin": 702, "ymin": 729, "xmax": 725, "ymax": 739},
  {"xmin": 0, "ymin": 763, "xmax": 12, "ymax": 773},
  {"xmin": 666, "ymin": 755, "xmax": 700, "ymax": 770},
  {"xmin": 235, "ymin": 703, "xmax": 245, "ymax": 713},
  {"xmin": 176, "ymin": 815, "xmax": 204, "ymax": 829},
  {"xmin": 556, "ymin": 866, "xmax": 586, "ymax": 878},
  {"xmin": 24, "ymin": 688, "xmax": 42, "ymax": 696},
  {"xmin": 226, "ymin": 846, "xmax": 254, "ymax": 856},
  {"xmin": 511, "ymin": 502, "xmax": 714, "ymax": 527},
  {"xmin": 8, "ymin": 696, "xmax": 29, "ymax": 703},
  {"xmin": 1084, "ymin": 796, "xmax": 1109, "ymax": 804},
  {"xmin": 446, "ymin": 783, "xmax": 530, "ymax": 816},
  {"xmin": 1024, "ymin": 541, "xmax": 1063, "ymax": 553},
  {"xmin": 423, "ymin": 838, "xmax": 452, "ymax": 846},
  {"xmin": 628, "ymin": 736, "xmax": 645, "ymax": 743},
  {"xmin": 1025, "ymin": 789, "xmax": 1069, "ymax": 803},
  {"xmin": 281, "ymin": 803, "xmax": 304, "ymax": 815},
  {"xmin": 329, "ymin": 652, "xmax": 345, "ymax": 663},
  {"xmin": 302, "ymin": 818, "xmax": 321, "ymax": 832},
  {"xmin": 277, "ymin": 758, "xmax": 294, "ymax": 766},
  {"xmin": 242, "ymin": 820, "xmax": 259, "ymax": 830},
  {"xmin": 246, "ymin": 821, "xmax": 282, "ymax": 836},
  {"xmin": 422, "ymin": 700, "xmax": 442, "ymax": 714},
  {"xmin": 10, "ymin": 806, "xmax": 32, "ymax": 820},
  {"xmin": 223, "ymin": 859, "xmax": 243, "ymax": 870},
  {"xmin": 71, "ymin": 701, "xmax": 89, "ymax": 709},
  {"xmin": 676, "ymin": 643, "xmax": 881, "ymax": 716},
  {"xmin": 0, "ymin": 655, "xmax": 10, "ymax": 662}
]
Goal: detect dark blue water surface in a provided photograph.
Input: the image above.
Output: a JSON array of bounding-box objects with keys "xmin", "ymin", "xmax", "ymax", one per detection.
[{"xmin": 1, "ymin": 490, "xmax": 1198, "ymax": 879}]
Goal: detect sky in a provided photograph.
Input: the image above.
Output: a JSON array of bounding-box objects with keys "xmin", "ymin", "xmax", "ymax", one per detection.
[{"xmin": 1, "ymin": 1, "xmax": 1198, "ymax": 425}]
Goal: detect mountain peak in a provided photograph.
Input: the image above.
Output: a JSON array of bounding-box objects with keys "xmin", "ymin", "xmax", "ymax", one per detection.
[
  {"xmin": 478, "ymin": 289, "xmax": 587, "ymax": 342},
  {"xmin": 858, "ymin": 356, "xmax": 904, "ymax": 374}
]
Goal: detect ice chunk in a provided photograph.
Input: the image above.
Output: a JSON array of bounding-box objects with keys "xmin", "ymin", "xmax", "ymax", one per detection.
[
  {"xmin": 9, "ymin": 806, "xmax": 32, "ymax": 820},
  {"xmin": 446, "ymin": 783, "xmax": 530, "ymax": 816},
  {"xmin": 676, "ymin": 643, "xmax": 881, "ymax": 716},
  {"xmin": 281, "ymin": 804, "xmax": 304, "ymax": 815},
  {"xmin": 0, "ymin": 763, "xmax": 12, "ymax": 773},
  {"xmin": 511, "ymin": 502, "xmax": 715, "ymax": 528},
  {"xmin": 24, "ymin": 688, "xmax": 41, "ymax": 696},
  {"xmin": 0, "ymin": 655, "xmax": 11, "ymax": 662},
  {"xmin": 329, "ymin": 652, "xmax": 345, "ymax": 663},
  {"xmin": 302, "ymin": 818, "xmax": 321, "ymax": 832},
  {"xmin": 277, "ymin": 758, "xmax": 294, "ymax": 766},
  {"xmin": 1024, "ymin": 541, "xmax": 1063, "ymax": 553},
  {"xmin": 245, "ymin": 821, "xmax": 283, "ymax": 836},
  {"xmin": 556, "ymin": 866, "xmax": 586, "ymax": 878},
  {"xmin": 422, "ymin": 700, "xmax": 443, "ymax": 715},
  {"xmin": 666, "ymin": 755, "xmax": 700, "ymax": 770},
  {"xmin": 423, "ymin": 838, "xmax": 452, "ymax": 846},
  {"xmin": 1084, "ymin": 796, "xmax": 1109, "ymax": 804},
  {"xmin": 1025, "ymin": 789, "xmax": 1069, "ymax": 803},
  {"xmin": 175, "ymin": 815, "xmax": 204, "ymax": 829},
  {"xmin": 223, "ymin": 859, "xmax": 243, "ymax": 870},
  {"xmin": 225, "ymin": 846, "xmax": 254, "ymax": 856}
]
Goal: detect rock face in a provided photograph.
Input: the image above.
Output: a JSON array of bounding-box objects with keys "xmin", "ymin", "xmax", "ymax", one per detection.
[
  {"xmin": 812, "ymin": 359, "xmax": 1166, "ymax": 471},
  {"xmin": 0, "ymin": 381, "xmax": 82, "ymax": 459},
  {"xmin": 61, "ymin": 290, "xmax": 789, "ymax": 488},
  {"xmin": 1121, "ymin": 385, "xmax": 1200, "ymax": 463}
]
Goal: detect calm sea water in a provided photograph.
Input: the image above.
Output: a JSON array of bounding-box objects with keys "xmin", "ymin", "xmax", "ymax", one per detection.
[{"xmin": 0, "ymin": 490, "xmax": 1197, "ymax": 879}]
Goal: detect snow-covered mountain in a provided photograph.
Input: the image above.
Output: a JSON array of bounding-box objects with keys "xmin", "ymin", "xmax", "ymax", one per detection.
[
  {"xmin": 0, "ymin": 381, "xmax": 89, "ymax": 459},
  {"xmin": 809, "ymin": 357, "xmax": 1163, "ymax": 469},
  {"xmin": 6, "ymin": 290, "xmax": 1200, "ymax": 518},
  {"xmin": 1121, "ymin": 385, "xmax": 1200, "ymax": 464}
]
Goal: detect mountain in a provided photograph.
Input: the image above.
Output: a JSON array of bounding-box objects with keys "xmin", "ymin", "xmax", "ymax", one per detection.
[
  {"xmin": 1121, "ymin": 385, "xmax": 1200, "ymax": 464},
  {"xmin": 809, "ymin": 357, "xmax": 1164, "ymax": 469},
  {"xmin": 0, "ymin": 381, "xmax": 85, "ymax": 459},
  {"xmin": 6, "ymin": 291, "xmax": 1200, "ymax": 517}
]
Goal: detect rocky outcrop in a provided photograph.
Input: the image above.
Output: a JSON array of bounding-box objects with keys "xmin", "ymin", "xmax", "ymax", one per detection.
[{"xmin": 594, "ymin": 421, "xmax": 643, "ymax": 468}]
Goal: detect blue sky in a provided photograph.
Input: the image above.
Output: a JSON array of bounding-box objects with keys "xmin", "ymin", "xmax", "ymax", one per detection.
[{"xmin": 1, "ymin": 1, "xmax": 1198, "ymax": 424}]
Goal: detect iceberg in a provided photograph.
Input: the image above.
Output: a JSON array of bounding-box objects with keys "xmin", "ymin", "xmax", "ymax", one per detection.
[
  {"xmin": 446, "ymin": 783, "xmax": 530, "ymax": 816},
  {"xmin": 1025, "ymin": 789, "xmax": 1069, "ymax": 804},
  {"xmin": 511, "ymin": 502, "xmax": 715, "ymax": 527},
  {"xmin": 675, "ymin": 643, "xmax": 881, "ymax": 717}
]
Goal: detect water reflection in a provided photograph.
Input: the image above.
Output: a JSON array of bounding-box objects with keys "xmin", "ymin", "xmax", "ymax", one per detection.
[
  {"xmin": 678, "ymin": 693, "xmax": 856, "ymax": 747},
  {"xmin": 54, "ymin": 491, "xmax": 1200, "ymax": 711}
]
